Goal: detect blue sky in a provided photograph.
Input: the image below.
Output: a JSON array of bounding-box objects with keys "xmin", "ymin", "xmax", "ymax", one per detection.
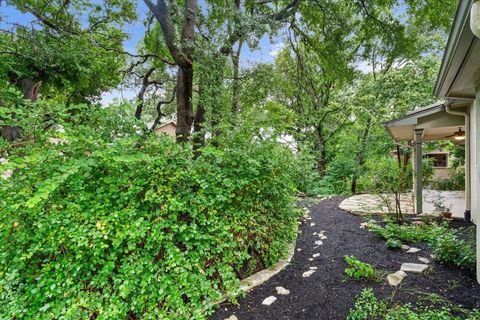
[{"xmin": 0, "ymin": 1, "xmax": 285, "ymax": 104}]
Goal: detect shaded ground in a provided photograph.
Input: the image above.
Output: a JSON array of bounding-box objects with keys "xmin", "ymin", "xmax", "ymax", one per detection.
[{"xmin": 210, "ymin": 197, "xmax": 480, "ymax": 320}]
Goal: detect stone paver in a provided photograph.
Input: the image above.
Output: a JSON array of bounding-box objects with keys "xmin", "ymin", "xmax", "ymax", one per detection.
[
  {"xmin": 407, "ymin": 247, "xmax": 421, "ymax": 254},
  {"xmin": 275, "ymin": 287, "xmax": 290, "ymax": 295},
  {"xmin": 400, "ymin": 263, "xmax": 429, "ymax": 273},
  {"xmin": 418, "ymin": 257, "xmax": 430, "ymax": 264},
  {"xmin": 262, "ymin": 296, "xmax": 277, "ymax": 306},
  {"xmin": 387, "ymin": 270, "xmax": 408, "ymax": 286},
  {"xmin": 302, "ymin": 270, "xmax": 316, "ymax": 278},
  {"xmin": 225, "ymin": 316, "xmax": 238, "ymax": 320}
]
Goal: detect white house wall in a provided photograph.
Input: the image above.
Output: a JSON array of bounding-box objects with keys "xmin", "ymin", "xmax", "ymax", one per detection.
[{"xmin": 475, "ymin": 85, "xmax": 480, "ymax": 284}]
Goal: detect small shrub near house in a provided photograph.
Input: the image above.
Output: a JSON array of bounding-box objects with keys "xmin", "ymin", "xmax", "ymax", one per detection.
[
  {"xmin": 368, "ymin": 222, "xmax": 476, "ymax": 271},
  {"xmin": 348, "ymin": 288, "xmax": 480, "ymax": 320},
  {"xmin": 0, "ymin": 110, "xmax": 300, "ymax": 319}
]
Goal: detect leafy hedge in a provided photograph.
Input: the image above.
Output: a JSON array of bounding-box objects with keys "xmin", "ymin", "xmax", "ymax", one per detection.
[{"xmin": 0, "ymin": 124, "xmax": 299, "ymax": 319}]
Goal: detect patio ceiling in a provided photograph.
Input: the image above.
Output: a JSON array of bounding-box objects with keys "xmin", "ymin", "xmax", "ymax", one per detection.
[{"xmin": 385, "ymin": 102, "xmax": 468, "ymax": 142}]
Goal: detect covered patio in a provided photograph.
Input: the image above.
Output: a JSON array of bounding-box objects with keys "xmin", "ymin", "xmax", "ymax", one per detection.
[{"xmin": 385, "ymin": 101, "xmax": 470, "ymax": 219}]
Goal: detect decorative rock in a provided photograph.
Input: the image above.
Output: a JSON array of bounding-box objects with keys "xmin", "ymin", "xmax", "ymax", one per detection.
[
  {"xmin": 387, "ymin": 273, "xmax": 404, "ymax": 286},
  {"xmin": 430, "ymin": 254, "xmax": 436, "ymax": 259},
  {"xmin": 225, "ymin": 316, "xmax": 238, "ymax": 320},
  {"xmin": 418, "ymin": 257, "xmax": 430, "ymax": 264},
  {"xmin": 312, "ymin": 253, "xmax": 320, "ymax": 258},
  {"xmin": 319, "ymin": 235, "xmax": 327, "ymax": 240},
  {"xmin": 262, "ymin": 296, "xmax": 277, "ymax": 306},
  {"xmin": 401, "ymin": 244, "xmax": 410, "ymax": 250},
  {"xmin": 296, "ymin": 248, "xmax": 302, "ymax": 252},
  {"xmin": 302, "ymin": 270, "xmax": 316, "ymax": 278},
  {"xmin": 314, "ymin": 240, "xmax": 323, "ymax": 246},
  {"xmin": 310, "ymin": 222, "xmax": 316, "ymax": 227},
  {"xmin": 359, "ymin": 222, "xmax": 369, "ymax": 229},
  {"xmin": 400, "ymin": 263, "xmax": 429, "ymax": 273},
  {"xmin": 395, "ymin": 270, "xmax": 407, "ymax": 278},
  {"xmin": 275, "ymin": 286, "xmax": 290, "ymax": 295},
  {"xmin": 407, "ymin": 247, "xmax": 421, "ymax": 254},
  {"xmin": 309, "ymin": 266, "xmax": 318, "ymax": 270},
  {"xmin": 412, "ymin": 221, "xmax": 425, "ymax": 225},
  {"xmin": 308, "ymin": 258, "xmax": 313, "ymax": 261}
]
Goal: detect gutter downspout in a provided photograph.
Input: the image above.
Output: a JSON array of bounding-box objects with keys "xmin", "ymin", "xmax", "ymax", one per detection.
[
  {"xmin": 472, "ymin": 0, "xmax": 480, "ymax": 39},
  {"xmin": 445, "ymin": 101, "xmax": 471, "ymax": 221}
]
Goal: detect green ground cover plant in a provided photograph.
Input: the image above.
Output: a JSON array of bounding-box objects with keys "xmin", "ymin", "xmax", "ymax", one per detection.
[
  {"xmin": 0, "ymin": 108, "xmax": 300, "ymax": 319},
  {"xmin": 368, "ymin": 222, "xmax": 475, "ymax": 271},
  {"xmin": 344, "ymin": 255, "xmax": 376, "ymax": 280},
  {"xmin": 348, "ymin": 288, "xmax": 480, "ymax": 320}
]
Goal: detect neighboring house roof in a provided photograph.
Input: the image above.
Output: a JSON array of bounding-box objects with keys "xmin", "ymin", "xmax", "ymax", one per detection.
[
  {"xmin": 155, "ymin": 121, "xmax": 176, "ymax": 129},
  {"xmin": 434, "ymin": 0, "xmax": 480, "ymax": 99}
]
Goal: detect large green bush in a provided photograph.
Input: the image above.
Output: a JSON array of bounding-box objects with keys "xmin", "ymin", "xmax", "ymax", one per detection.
[{"xmin": 0, "ymin": 112, "xmax": 299, "ymax": 319}]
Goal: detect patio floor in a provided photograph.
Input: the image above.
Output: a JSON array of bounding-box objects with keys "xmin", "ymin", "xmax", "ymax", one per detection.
[{"xmin": 339, "ymin": 190, "xmax": 465, "ymax": 219}]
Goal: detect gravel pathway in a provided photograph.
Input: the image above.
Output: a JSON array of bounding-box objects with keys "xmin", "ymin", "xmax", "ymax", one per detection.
[{"xmin": 210, "ymin": 196, "xmax": 480, "ymax": 320}]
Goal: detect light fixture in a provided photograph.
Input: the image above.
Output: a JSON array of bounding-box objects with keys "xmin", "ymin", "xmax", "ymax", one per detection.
[
  {"xmin": 472, "ymin": 0, "xmax": 480, "ymax": 39},
  {"xmin": 453, "ymin": 127, "xmax": 466, "ymax": 141}
]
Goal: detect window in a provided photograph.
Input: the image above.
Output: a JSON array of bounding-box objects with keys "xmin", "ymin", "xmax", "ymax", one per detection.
[{"xmin": 424, "ymin": 153, "xmax": 448, "ymax": 168}]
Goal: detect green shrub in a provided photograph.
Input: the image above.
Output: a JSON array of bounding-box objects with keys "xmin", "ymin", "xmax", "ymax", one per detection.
[
  {"xmin": 0, "ymin": 122, "xmax": 299, "ymax": 319},
  {"xmin": 368, "ymin": 222, "xmax": 476, "ymax": 271},
  {"xmin": 344, "ymin": 255, "xmax": 375, "ymax": 280},
  {"xmin": 348, "ymin": 288, "xmax": 480, "ymax": 320}
]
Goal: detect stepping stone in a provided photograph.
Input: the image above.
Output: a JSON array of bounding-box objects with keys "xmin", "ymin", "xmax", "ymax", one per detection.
[
  {"xmin": 401, "ymin": 244, "xmax": 410, "ymax": 250},
  {"xmin": 400, "ymin": 263, "xmax": 429, "ymax": 273},
  {"xmin": 387, "ymin": 273, "xmax": 404, "ymax": 286},
  {"xmin": 396, "ymin": 270, "xmax": 407, "ymax": 278},
  {"xmin": 312, "ymin": 253, "xmax": 320, "ymax": 258},
  {"xmin": 225, "ymin": 316, "xmax": 238, "ymax": 320},
  {"xmin": 309, "ymin": 266, "xmax": 318, "ymax": 270},
  {"xmin": 275, "ymin": 286, "xmax": 290, "ymax": 295},
  {"xmin": 407, "ymin": 247, "xmax": 421, "ymax": 253},
  {"xmin": 418, "ymin": 257, "xmax": 430, "ymax": 264},
  {"xmin": 302, "ymin": 270, "xmax": 316, "ymax": 278},
  {"xmin": 315, "ymin": 240, "xmax": 323, "ymax": 246},
  {"xmin": 262, "ymin": 296, "xmax": 277, "ymax": 306}
]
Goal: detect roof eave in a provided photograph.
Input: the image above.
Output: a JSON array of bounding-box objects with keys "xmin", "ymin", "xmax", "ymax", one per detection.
[{"xmin": 434, "ymin": 0, "xmax": 474, "ymax": 98}]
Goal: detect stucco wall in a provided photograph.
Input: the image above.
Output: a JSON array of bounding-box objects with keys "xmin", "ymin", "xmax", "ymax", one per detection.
[{"xmin": 154, "ymin": 123, "xmax": 176, "ymax": 137}]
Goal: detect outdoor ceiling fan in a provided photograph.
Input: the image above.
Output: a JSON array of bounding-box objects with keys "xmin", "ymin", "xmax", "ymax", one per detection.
[{"xmin": 443, "ymin": 127, "xmax": 466, "ymax": 141}]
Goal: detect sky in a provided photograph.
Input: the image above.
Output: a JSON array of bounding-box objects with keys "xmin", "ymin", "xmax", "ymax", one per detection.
[{"xmin": 0, "ymin": 1, "xmax": 371, "ymax": 105}]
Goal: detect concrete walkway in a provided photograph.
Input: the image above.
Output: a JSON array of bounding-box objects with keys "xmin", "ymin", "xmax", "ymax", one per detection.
[{"xmin": 339, "ymin": 190, "xmax": 465, "ymax": 219}]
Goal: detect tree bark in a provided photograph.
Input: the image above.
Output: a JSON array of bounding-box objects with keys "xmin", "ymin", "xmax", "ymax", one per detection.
[
  {"xmin": 351, "ymin": 117, "xmax": 372, "ymax": 194},
  {"xmin": 1, "ymin": 77, "xmax": 42, "ymax": 141},
  {"xmin": 175, "ymin": 66, "xmax": 194, "ymax": 142},
  {"xmin": 315, "ymin": 126, "xmax": 327, "ymax": 177}
]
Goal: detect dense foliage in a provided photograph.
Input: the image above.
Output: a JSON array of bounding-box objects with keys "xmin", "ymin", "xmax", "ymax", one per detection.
[{"xmin": 0, "ymin": 106, "xmax": 299, "ymax": 319}]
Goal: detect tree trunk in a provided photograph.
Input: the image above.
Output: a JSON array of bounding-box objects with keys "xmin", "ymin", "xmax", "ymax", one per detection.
[
  {"xmin": 1, "ymin": 77, "xmax": 41, "ymax": 141},
  {"xmin": 231, "ymin": 40, "xmax": 243, "ymax": 114},
  {"xmin": 175, "ymin": 65, "xmax": 194, "ymax": 142},
  {"xmin": 315, "ymin": 126, "xmax": 327, "ymax": 177},
  {"xmin": 351, "ymin": 117, "xmax": 372, "ymax": 194}
]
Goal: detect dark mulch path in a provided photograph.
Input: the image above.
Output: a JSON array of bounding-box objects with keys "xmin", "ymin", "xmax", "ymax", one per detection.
[{"xmin": 209, "ymin": 196, "xmax": 480, "ymax": 320}]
